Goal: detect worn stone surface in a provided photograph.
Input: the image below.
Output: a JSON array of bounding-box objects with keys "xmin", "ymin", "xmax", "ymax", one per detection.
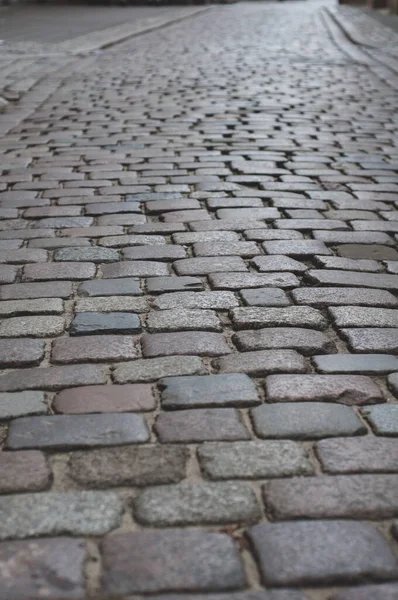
[
  {"xmin": 331, "ymin": 584, "xmax": 398, "ymax": 600},
  {"xmin": 1, "ymin": 3, "xmax": 398, "ymax": 595},
  {"xmin": 316, "ymin": 437, "xmax": 398, "ymax": 473},
  {"xmin": 263, "ymin": 474, "xmax": 398, "ymax": 519},
  {"xmin": 0, "ymin": 339, "xmax": 45, "ymax": 367},
  {"xmin": 265, "ymin": 374, "xmax": 383, "ymax": 405},
  {"xmin": 155, "ymin": 408, "xmax": 250, "ymax": 442},
  {"xmin": 147, "ymin": 308, "xmax": 221, "ymax": 332},
  {"xmin": 68, "ymin": 445, "xmax": 188, "ymax": 488},
  {"xmin": 362, "ymin": 405, "xmax": 398, "ymax": 436},
  {"xmin": 142, "ymin": 332, "xmax": 231, "ymax": 357},
  {"xmin": 134, "ymin": 482, "xmax": 260, "ymax": 526},
  {"xmin": 252, "ymin": 402, "xmax": 366, "ymax": 440},
  {"xmin": 70, "ymin": 312, "xmax": 141, "ymax": 335},
  {"xmin": 0, "ymin": 492, "xmax": 123, "ymax": 539},
  {"xmin": 101, "ymin": 530, "xmax": 246, "ymax": 594},
  {"xmin": 0, "ymin": 391, "xmax": 47, "ymax": 420},
  {"xmin": 234, "ymin": 328, "xmax": 335, "ymax": 355},
  {"xmin": 313, "ymin": 354, "xmax": 398, "ymax": 374},
  {"xmin": 160, "ymin": 374, "xmax": 259, "ymax": 408},
  {"xmin": 0, "ymin": 538, "xmax": 86, "ymax": 599},
  {"xmin": 6, "ymin": 413, "xmax": 149, "ymax": 450},
  {"xmin": 0, "ymin": 450, "xmax": 51, "ymax": 494},
  {"xmin": 53, "ymin": 384, "xmax": 155, "ymax": 413},
  {"xmin": 198, "ymin": 441, "xmax": 313, "ymax": 479},
  {"xmin": 247, "ymin": 521, "xmax": 398, "ymax": 585}
]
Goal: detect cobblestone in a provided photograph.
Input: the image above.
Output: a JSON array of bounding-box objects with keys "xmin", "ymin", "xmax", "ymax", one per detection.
[
  {"xmin": 0, "ymin": 492, "xmax": 123, "ymax": 539},
  {"xmin": 247, "ymin": 521, "xmax": 398, "ymax": 585},
  {"xmin": 1, "ymin": 0, "xmax": 398, "ymax": 595},
  {"xmin": 263, "ymin": 474, "xmax": 398, "ymax": 519}
]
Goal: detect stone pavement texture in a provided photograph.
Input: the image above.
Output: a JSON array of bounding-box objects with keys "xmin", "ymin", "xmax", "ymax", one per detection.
[{"xmin": 0, "ymin": 0, "xmax": 397, "ymax": 598}]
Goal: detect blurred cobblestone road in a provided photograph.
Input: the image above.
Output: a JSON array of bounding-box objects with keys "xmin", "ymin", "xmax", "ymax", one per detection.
[{"xmin": 0, "ymin": 2, "xmax": 398, "ymax": 599}]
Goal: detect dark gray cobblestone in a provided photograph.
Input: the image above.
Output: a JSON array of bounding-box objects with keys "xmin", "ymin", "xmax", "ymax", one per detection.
[{"xmin": 0, "ymin": 0, "xmax": 398, "ymax": 597}]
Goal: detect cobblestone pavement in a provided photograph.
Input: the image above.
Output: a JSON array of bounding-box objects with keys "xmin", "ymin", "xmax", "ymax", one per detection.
[{"xmin": 0, "ymin": 1, "xmax": 398, "ymax": 598}]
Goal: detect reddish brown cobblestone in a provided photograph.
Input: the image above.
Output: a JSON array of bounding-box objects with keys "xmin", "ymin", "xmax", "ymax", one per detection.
[{"xmin": 0, "ymin": 1, "xmax": 398, "ymax": 597}]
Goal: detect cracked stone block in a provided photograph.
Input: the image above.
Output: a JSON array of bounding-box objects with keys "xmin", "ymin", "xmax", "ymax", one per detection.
[{"xmin": 265, "ymin": 374, "xmax": 383, "ymax": 405}]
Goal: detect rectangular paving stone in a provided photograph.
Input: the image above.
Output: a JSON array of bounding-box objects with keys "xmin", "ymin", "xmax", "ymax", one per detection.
[
  {"xmin": 99, "ymin": 234, "xmax": 167, "ymax": 247},
  {"xmin": 70, "ymin": 312, "xmax": 141, "ymax": 335},
  {"xmin": 153, "ymin": 291, "xmax": 238, "ymax": 310},
  {"xmin": 330, "ymin": 307, "xmax": 398, "ymax": 328},
  {"xmin": 0, "ymin": 281, "xmax": 72, "ymax": 300},
  {"xmin": 193, "ymin": 241, "xmax": 260, "ymax": 257},
  {"xmin": 0, "ymin": 248, "xmax": 48, "ymax": 264},
  {"xmin": 114, "ymin": 356, "xmax": 205, "ymax": 383},
  {"xmin": 292, "ymin": 287, "xmax": 398, "ymax": 307},
  {"xmin": 174, "ymin": 256, "xmax": 247, "ymax": 276},
  {"xmin": 314, "ymin": 231, "xmax": 395, "ymax": 245},
  {"xmin": 209, "ymin": 272, "xmax": 299, "ymax": 290},
  {"xmin": 142, "ymin": 332, "xmax": 231, "ymax": 358},
  {"xmin": 262, "ymin": 240, "xmax": 332, "ymax": 256},
  {"xmin": 307, "ymin": 270, "xmax": 398, "ymax": 291},
  {"xmin": 316, "ymin": 437, "xmax": 398, "ymax": 473},
  {"xmin": 52, "ymin": 335, "xmax": 138, "ymax": 363},
  {"xmin": 342, "ymin": 328, "xmax": 398, "ymax": 353},
  {"xmin": 247, "ymin": 520, "xmax": 398, "ymax": 586},
  {"xmin": 0, "ymin": 391, "xmax": 47, "ymax": 420},
  {"xmin": 265, "ymin": 374, "xmax": 383, "ymax": 406},
  {"xmin": 240, "ymin": 288, "xmax": 290, "ymax": 307},
  {"xmin": 156, "ymin": 593, "xmax": 308, "ymax": 600},
  {"xmin": 0, "ymin": 298, "xmax": 63, "ymax": 317},
  {"xmin": 155, "ymin": 408, "xmax": 250, "ymax": 442},
  {"xmin": 23, "ymin": 262, "xmax": 96, "ymax": 281},
  {"xmin": 6, "ymin": 413, "xmax": 149, "ymax": 450},
  {"xmin": 78, "ymin": 277, "xmax": 142, "ymax": 296},
  {"xmin": 102, "ymin": 261, "xmax": 169, "ymax": 278},
  {"xmin": 252, "ymin": 402, "xmax": 366, "ymax": 440},
  {"xmin": 54, "ymin": 247, "xmax": 118, "ymax": 263},
  {"xmin": 234, "ymin": 328, "xmax": 335, "ymax": 355},
  {"xmin": 217, "ymin": 350, "xmax": 307, "ymax": 376},
  {"xmin": 362, "ymin": 405, "xmax": 398, "ymax": 436},
  {"xmin": 198, "ymin": 441, "xmax": 313, "ymax": 479},
  {"xmin": 173, "ymin": 231, "xmax": 240, "ymax": 244},
  {"xmin": 75, "ymin": 296, "xmax": 149, "ymax": 313},
  {"xmin": 134, "ymin": 482, "xmax": 260, "ymax": 526},
  {"xmin": 0, "ymin": 538, "xmax": 86, "ymax": 600},
  {"xmin": 160, "ymin": 374, "xmax": 259, "ymax": 409},
  {"xmin": 189, "ymin": 219, "xmax": 266, "ymax": 231},
  {"xmin": 0, "ymin": 315, "xmax": 65, "ymax": 338},
  {"xmin": 0, "ymin": 339, "xmax": 45, "ymax": 367},
  {"xmin": 101, "ymin": 530, "xmax": 246, "ymax": 595},
  {"xmin": 263, "ymin": 474, "xmax": 398, "ymax": 520},
  {"xmin": 0, "ymin": 364, "xmax": 108, "ymax": 392},
  {"xmin": 0, "ymin": 491, "xmax": 123, "ymax": 539},
  {"xmin": 0, "ymin": 265, "xmax": 17, "ymax": 283},
  {"xmin": 147, "ymin": 276, "xmax": 204, "ymax": 293},
  {"xmin": 252, "ymin": 255, "xmax": 307, "ymax": 273},
  {"xmin": 123, "ymin": 245, "xmax": 186, "ymax": 261},
  {"xmin": 53, "ymin": 384, "xmax": 155, "ymax": 414},
  {"xmin": 216, "ymin": 208, "xmax": 280, "ymax": 220},
  {"xmin": 147, "ymin": 308, "xmax": 221, "ymax": 332},
  {"xmin": 68, "ymin": 445, "xmax": 188, "ymax": 488},
  {"xmin": 315, "ymin": 256, "xmax": 382, "ymax": 272},
  {"xmin": 0, "ymin": 450, "xmax": 51, "ymax": 494},
  {"xmin": 313, "ymin": 354, "xmax": 398, "ymax": 374},
  {"xmin": 230, "ymin": 307, "xmax": 327, "ymax": 330}
]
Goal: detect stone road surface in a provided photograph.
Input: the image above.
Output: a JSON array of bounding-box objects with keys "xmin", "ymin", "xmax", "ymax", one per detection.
[{"xmin": 0, "ymin": 1, "xmax": 398, "ymax": 598}]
